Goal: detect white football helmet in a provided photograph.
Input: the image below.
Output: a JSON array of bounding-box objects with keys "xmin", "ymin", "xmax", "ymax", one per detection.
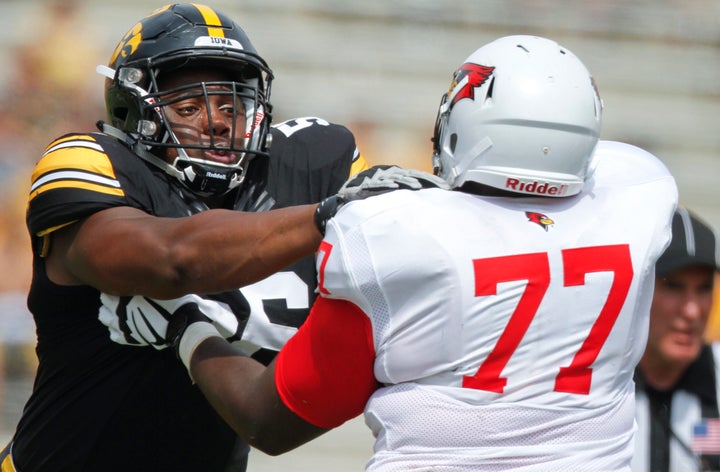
[{"xmin": 432, "ymin": 35, "xmax": 602, "ymax": 196}]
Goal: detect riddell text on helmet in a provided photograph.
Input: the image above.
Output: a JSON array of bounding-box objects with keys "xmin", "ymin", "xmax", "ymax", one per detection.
[{"xmin": 505, "ymin": 178, "xmax": 568, "ymax": 196}]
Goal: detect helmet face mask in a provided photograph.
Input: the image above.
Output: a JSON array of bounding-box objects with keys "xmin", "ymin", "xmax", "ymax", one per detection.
[
  {"xmin": 103, "ymin": 4, "xmax": 274, "ymax": 197},
  {"xmin": 432, "ymin": 35, "xmax": 602, "ymax": 197},
  {"xmin": 141, "ymin": 69, "xmax": 263, "ymax": 196}
]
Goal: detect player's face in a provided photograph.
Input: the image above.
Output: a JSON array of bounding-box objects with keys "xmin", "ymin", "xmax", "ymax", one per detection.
[
  {"xmin": 646, "ymin": 265, "xmax": 715, "ymax": 368},
  {"xmin": 158, "ymin": 68, "xmax": 247, "ymax": 164}
]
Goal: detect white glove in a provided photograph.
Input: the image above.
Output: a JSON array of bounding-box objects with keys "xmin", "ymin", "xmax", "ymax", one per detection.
[{"xmin": 99, "ymin": 293, "xmax": 239, "ymax": 349}]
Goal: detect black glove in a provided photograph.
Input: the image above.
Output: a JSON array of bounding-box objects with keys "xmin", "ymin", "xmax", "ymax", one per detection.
[
  {"xmin": 165, "ymin": 302, "xmax": 214, "ymax": 349},
  {"xmin": 314, "ymin": 165, "xmax": 450, "ymax": 234},
  {"xmin": 165, "ymin": 303, "xmax": 226, "ymax": 376}
]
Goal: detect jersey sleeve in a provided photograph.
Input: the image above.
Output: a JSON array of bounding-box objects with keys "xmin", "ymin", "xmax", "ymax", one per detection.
[
  {"xmin": 274, "ymin": 296, "xmax": 377, "ymax": 429},
  {"xmin": 27, "ymin": 133, "xmax": 129, "ymax": 237},
  {"xmin": 349, "ymin": 147, "xmax": 368, "ymax": 177},
  {"xmin": 266, "ymin": 117, "xmax": 368, "ymax": 207},
  {"xmin": 27, "ymin": 131, "xmax": 183, "ymax": 241}
]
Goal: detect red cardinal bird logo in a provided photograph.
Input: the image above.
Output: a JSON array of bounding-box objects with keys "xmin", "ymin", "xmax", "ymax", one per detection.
[
  {"xmin": 448, "ymin": 63, "xmax": 495, "ymax": 107},
  {"xmin": 526, "ymin": 211, "xmax": 554, "ymax": 232}
]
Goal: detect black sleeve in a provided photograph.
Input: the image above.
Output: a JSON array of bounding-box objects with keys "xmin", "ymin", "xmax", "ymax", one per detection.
[{"xmin": 265, "ymin": 117, "xmax": 361, "ymax": 207}]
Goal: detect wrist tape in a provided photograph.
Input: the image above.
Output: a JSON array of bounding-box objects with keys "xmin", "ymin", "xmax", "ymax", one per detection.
[{"xmin": 178, "ymin": 322, "xmax": 222, "ymax": 380}]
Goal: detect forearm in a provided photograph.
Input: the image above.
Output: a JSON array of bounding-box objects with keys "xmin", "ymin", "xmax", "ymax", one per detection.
[
  {"xmin": 66, "ymin": 204, "xmax": 321, "ymax": 298},
  {"xmin": 190, "ymin": 337, "xmax": 328, "ymax": 455},
  {"xmin": 168, "ymin": 205, "xmax": 322, "ymax": 294}
]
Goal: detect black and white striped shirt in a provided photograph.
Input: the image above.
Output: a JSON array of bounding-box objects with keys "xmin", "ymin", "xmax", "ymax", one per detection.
[{"xmin": 632, "ymin": 343, "xmax": 720, "ymax": 472}]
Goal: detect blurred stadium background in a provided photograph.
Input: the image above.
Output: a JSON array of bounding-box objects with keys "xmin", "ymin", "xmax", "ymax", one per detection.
[{"xmin": 0, "ymin": 0, "xmax": 718, "ymax": 468}]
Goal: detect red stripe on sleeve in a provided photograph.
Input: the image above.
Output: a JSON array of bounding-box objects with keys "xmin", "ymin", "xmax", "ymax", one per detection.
[{"xmin": 274, "ymin": 296, "xmax": 378, "ymax": 428}]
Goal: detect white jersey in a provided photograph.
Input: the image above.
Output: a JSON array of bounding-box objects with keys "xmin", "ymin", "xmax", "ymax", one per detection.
[{"xmin": 319, "ymin": 141, "xmax": 678, "ymax": 471}]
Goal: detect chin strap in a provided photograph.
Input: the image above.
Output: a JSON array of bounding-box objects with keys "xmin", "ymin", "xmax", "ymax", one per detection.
[
  {"xmin": 98, "ymin": 121, "xmax": 186, "ymax": 183},
  {"xmin": 98, "ymin": 121, "xmax": 246, "ymax": 197}
]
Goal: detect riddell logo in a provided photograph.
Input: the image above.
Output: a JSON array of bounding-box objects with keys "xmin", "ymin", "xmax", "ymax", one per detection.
[
  {"xmin": 505, "ymin": 178, "xmax": 568, "ymax": 196},
  {"xmin": 206, "ymin": 172, "xmax": 227, "ymax": 180}
]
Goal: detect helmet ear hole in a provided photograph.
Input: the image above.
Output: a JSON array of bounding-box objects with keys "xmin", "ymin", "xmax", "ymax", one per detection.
[
  {"xmin": 450, "ymin": 133, "xmax": 458, "ymax": 153},
  {"xmin": 485, "ymin": 77, "xmax": 495, "ymax": 102},
  {"xmin": 114, "ymin": 108, "xmax": 129, "ymax": 122}
]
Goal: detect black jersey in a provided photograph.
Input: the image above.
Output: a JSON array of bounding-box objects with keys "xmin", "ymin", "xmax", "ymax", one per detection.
[{"xmin": 15, "ymin": 117, "xmax": 366, "ymax": 471}]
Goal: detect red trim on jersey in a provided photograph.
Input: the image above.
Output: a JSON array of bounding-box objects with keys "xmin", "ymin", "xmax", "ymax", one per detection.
[{"xmin": 274, "ymin": 296, "xmax": 378, "ymax": 428}]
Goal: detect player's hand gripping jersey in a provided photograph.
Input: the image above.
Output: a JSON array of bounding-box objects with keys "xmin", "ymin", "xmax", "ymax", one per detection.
[
  {"xmin": 18, "ymin": 117, "xmax": 365, "ymax": 471},
  {"xmin": 275, "ymin": 141, "xmax": 678, "ymax": 471}
]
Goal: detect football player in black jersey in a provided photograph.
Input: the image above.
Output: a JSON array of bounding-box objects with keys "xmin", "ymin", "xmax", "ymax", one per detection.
[{"xmin": 3, "ymin": 4, "xmax": 371, "ymax": 471}]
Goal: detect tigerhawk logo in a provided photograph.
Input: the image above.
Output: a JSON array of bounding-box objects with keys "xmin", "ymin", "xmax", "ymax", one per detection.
[
  {"xmin": 448, "ymin": 63, "xmax": 495, "ymax": 107},
  {"xmin": 526, "ymin": 211, "xmax": 554, "ymax": 232},
  {"xmin": 110, "ymin": 23, "xmax": 143, "ymax": 64}
]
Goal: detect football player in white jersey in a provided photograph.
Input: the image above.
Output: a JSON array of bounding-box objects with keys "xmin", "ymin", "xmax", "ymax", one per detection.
[{"xmin": 104, "ymin": 35, "xmax": 678, "ymax": 471}]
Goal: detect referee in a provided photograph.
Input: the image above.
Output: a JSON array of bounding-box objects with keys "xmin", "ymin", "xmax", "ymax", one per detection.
[{"xmin": 632, "ymin": 207, "xmax": 720, "ymax": 472}]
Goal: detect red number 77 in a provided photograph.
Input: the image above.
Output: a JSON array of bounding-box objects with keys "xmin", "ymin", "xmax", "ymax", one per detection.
[{"xmin": 463, "ymin": 244, "xmax": 633, "ymax": 395}]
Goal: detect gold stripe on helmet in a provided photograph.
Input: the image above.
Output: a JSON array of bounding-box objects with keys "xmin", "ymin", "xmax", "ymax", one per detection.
[{"xmin": 192, "ymin": 4, "xmax": 226, "ymax": 37}]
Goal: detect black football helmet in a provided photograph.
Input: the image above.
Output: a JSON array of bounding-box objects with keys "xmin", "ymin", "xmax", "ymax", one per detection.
[{"xmin": 100, "ymin": 4, "xmax": 274, "ymax": 197}]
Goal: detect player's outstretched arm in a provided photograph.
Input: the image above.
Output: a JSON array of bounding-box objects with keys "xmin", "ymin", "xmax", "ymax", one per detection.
[
  {"xmin": 48, "ymin": 164, "xmax": 446, "ymax": 299},
  {"xmin": 49, "ymin": 204, "xmax": 321, "ymax": 299}
]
